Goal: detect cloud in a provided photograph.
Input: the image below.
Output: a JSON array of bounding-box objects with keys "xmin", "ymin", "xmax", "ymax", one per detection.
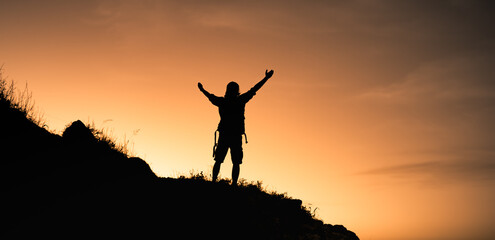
[
  {"xmin": 360, "ymin": 156, "xmax": 495, "ymax": 184},
  {"xmin": 354, "ymin": 50, "xmax": 495, "ymax": 187},
  {"xmin": 354, "ymin": 52, "xmax": 495, "ymax": 186},
  {"xmin": 360, "ymin": 55, "xmax": 495, "ymax": 104}
]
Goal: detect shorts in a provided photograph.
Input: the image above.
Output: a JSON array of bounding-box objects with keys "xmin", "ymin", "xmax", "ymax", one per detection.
[{"xmin": 214, "ymin": 132, "xmax": 243, "ymax": 164}]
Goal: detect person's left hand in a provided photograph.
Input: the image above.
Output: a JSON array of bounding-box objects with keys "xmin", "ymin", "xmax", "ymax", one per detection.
[{"xmin": 265, "ymin": 69, "xmax": 274, "ymax": 79}]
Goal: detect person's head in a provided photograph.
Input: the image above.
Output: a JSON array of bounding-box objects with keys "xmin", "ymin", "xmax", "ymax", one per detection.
[{"xmin": 225, "ymin": 81, "xmax": 240, "ymax": 98}]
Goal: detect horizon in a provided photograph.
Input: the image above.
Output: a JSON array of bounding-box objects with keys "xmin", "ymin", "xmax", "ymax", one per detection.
[{"xmin": 1, "ymin": 1, "xmax": 495, "ymax": 239}]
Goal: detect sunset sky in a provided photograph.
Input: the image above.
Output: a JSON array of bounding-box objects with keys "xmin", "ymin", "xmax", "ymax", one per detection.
[{"xmin": 1, "ymin": 1, "xmax": 495, "ymax": 239}]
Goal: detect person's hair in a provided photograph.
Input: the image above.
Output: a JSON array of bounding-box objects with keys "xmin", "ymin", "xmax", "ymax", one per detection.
[{"xmin": 225, "ymin": 81, "xmax": 240, "ymax": 98}]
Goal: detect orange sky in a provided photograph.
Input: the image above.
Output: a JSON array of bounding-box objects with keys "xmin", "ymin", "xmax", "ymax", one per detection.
[{"xmin": 1, "ymin": 1, "xmax": 495, "ymax": 239}]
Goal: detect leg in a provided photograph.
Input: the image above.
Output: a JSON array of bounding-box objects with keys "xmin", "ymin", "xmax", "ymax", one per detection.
[
  {"xmin": 212, "ymin": 161, "xmax": 221, "ymax": 182},
  {"xmin": 212, "ymin": 133, "xmax": 228, "ymax": 183},
  {"xmin": 230, "ymin": 134, "xmax": 243, "ymax": 186},
  {"xmin": 232, "ymin": 163, "xmax": 240, "ymax": 186}
]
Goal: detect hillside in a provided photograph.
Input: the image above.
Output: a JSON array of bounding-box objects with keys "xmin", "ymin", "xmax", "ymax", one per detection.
[{"xmin": 0, "ymin": 81, "xmax": 359, "ymax": 239}]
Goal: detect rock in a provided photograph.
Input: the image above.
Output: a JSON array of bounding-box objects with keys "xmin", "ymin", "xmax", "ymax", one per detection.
[{"xmin": 62, "ymin": 120, "xmax": 96, "ymax": 145}]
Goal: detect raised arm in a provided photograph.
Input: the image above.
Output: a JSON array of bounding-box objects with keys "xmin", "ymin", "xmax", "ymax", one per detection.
[
  {"xmin": 198, "ymin": 82, "xmax": 210, "ymax": 97},
  {"xmin": 198, "ymin": 82, "xmax": 221, "ymax": 106},
  {"xmin": 250, "ymin": 69, "xmax": 274, "ymax": 94}
]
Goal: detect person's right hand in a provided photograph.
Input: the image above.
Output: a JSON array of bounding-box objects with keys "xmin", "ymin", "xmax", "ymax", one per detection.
[
  {"xmin": 198, "ymin": 82, "xmax": 204, "ymax": 91},
  {"xmin": 265, "ymin": 69, "xmax": 274, "ymax": 79}
]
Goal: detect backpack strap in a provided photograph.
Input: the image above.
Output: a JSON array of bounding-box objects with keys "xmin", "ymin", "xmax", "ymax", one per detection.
[{"xmin": 212, "ymin": 130, "xmax": 219, "ymax": 158}]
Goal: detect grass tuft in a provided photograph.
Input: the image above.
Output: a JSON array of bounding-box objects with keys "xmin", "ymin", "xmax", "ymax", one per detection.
[
  {"xmin": 84, "ymin": 120, "xmax": 135, "ymax": 157},
  {"xmin": 1, "ymin": 67, "xmax": 133, "ymax": 158},
  {"xmin": 0, "ymin": 67, "xmax": 47, "ymax": 128}
]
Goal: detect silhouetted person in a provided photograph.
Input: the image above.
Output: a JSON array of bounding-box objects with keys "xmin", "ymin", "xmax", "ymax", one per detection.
[{"xmin": 198, "ymin": 69, "xmax": 274, "ymax": 185}]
